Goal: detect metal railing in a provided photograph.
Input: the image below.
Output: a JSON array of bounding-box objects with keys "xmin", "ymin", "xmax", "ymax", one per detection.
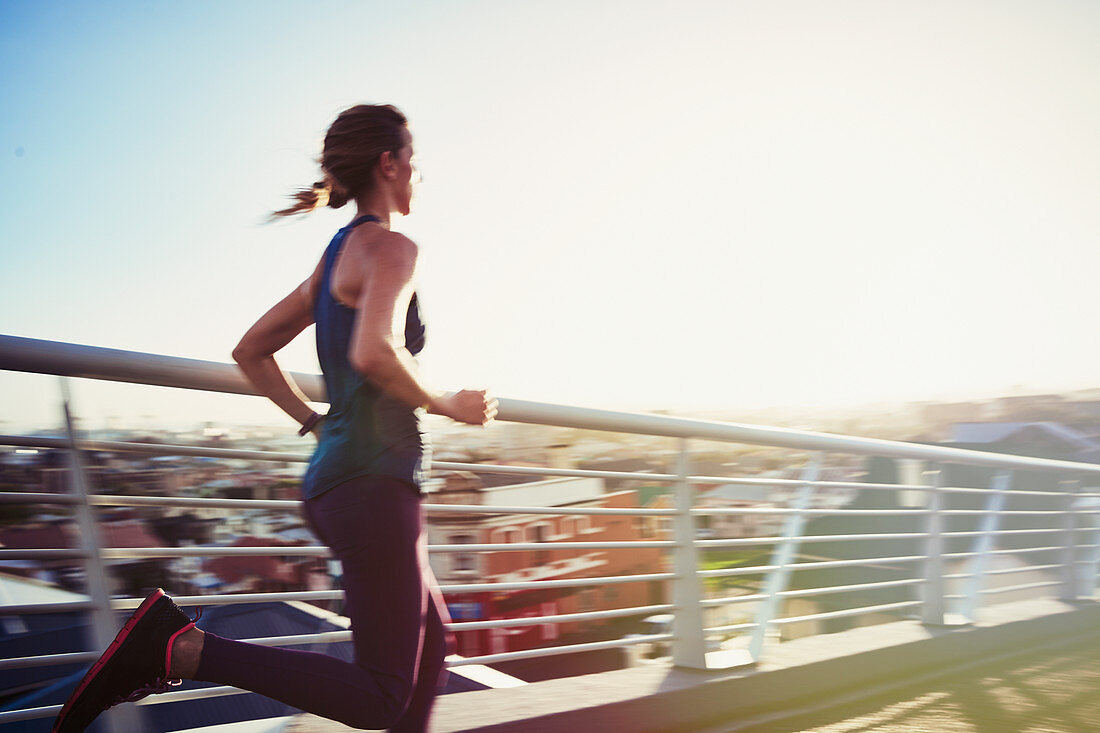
[{"xmin": 1, "ymin": 334, "xmax": 1099, "ymax": 727}]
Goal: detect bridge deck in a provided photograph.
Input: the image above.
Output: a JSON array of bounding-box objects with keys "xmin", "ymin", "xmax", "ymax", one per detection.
[
  {"xmin": 286, "ymin": 598, "xmax": 1100, "ymax": 732},
  {"xmin": 722, "ymin": 634, "xmax": 1100, "ymax": 732}
]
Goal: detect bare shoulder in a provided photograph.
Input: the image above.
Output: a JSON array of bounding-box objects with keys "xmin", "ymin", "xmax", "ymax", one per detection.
[
  {"xmin": 375, "ymin": 230, "xmax": 418, "ymax": 259},
  {"xmin": 358, "ymin": 229, "xmax": 418, "ymax": 274}
]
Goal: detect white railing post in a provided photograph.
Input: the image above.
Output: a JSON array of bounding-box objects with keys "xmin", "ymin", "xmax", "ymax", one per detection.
[
  {"xmin": 669, "ymin": 438, "xmax": 707, "ymax": 669},
  {"xmin": 1082, "ymin": 485, "xmax": 1100, "ymax": 599},
  {"xmin": 1059, "ymin": 479, "xmax": 1081, "ymax": 602},
  {"xmin": 60, "ymin": 379, "xmax": 143, "ymax": 732},
  {"xmin": 920, "ymin": 468, "xmax": 945, "ymax": 626},
  {"xmin": 747, "ymin": 453, "xmax": 823, "ymax": 661},
  {"xmin": 958, "ymin": 469, "xmax": 1011, "ymax": 623}
]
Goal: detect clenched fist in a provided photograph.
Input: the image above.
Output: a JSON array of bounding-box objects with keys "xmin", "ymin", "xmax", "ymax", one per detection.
[{"xmin": 429, "ymin": 390, "xmax": 498, "ymax": 426}]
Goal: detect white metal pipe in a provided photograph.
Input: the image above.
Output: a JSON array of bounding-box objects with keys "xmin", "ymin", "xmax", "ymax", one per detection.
[
  {"xmin": 770, "ymin": 601, "xmax": 922, "ymax": 625},
  {"xmin": 695, "ymin": 532, "xmax": 930, "ymax": 549},
  {"xmin": 980, "ymin": 581, "xmax": 1063, "ymax": 595},
  {"xmin": 699, "ymin": 554, "xmax": 926, "ymax": 578},
  {"xmin": 7, "ymin": 576, "xmax": 672, "ymax": 615},
  {"xmin": 670, "ymin": 438, "xmax": 707, "ymax": 669},
  {"xmin": 699, "ymin": 593, "xmax": 766, "ymax": 608},
  {"xmin": 0, "ymin": 650, "xmax": 99, "ymax": 671},
  {"xmin": 439, "ymin": 633, "xmax": 675, "ymax": 667},
  {"xmin": 782, "ymin": 577, "xmax": 924, "ymax": 598},
  {"xmin": 942, "ymin": 564, "xmax": 1063, "ymax": 580},
  {"xmin": 1061, "ymin": 480, "xmax": 1081, "ymax": 601},
  {"xmin": 240, "ymin": 631, "xmax": 352, "ymax": 646},
  {"xmin": 133, "ymin": 684, "xmax": 246, "ymax": 706},
  {"xmin": 0, "ymin": 434, "xmax": 310, "ymax": 463},
  {"xmin": 0, "ymin": 705, "xmax": 61, "ymax": 724},
  {"xmin": 6, "ymin": 334, "xmax": 1100, "ymax": 473},
  {"xmin": 439, "ymin": 572, "xmax": 676, "ymax": 593},
  {"xmin": 943, "ymin": 510, "xmax": 1093, "ymax": 516},
  {"xmin": 943, "ymin": 528, "xmax": 1066, "ymax": 537},
  {"xmin": 701, "ymin": 578, "xmax": 924, "ymax": 608},
  {"xmin": 0, "ymin": 601, "xmax": 94, "ymax": 616},
  {"xmin": 0, "ymin": 549, "xmax": 88, "ymax": 560},
  {"xmin": 429, "ymin": 541, "xmax": 675, "ymax": 552},
  {"xmin": 749, "ymin": 455, "xmax": 822, "ymax": 660},
  {"xmin": 960, "ymin": 471, "xmax": 1010, "ymax": 623},
  {"xmin": 432, "ymin": 460, "xmax": 679, "ymax": 483},
  {"xmin": 0, "ymin": 489, "xmax": 675, "ymax": 516},
  {"xmin": 449, "ymin": 603, "xmax": 676, "ymax": 632},
  {"xmin": 91, "ymin": 494, "xmax": 299, "ymax": 510},
  {"xmin": 88, "ymin": 539, "xmax": 676, "ymax": 560},
  {"xmin": 945, "ymin": 546, "xmax": 1063, "ymax": 559},
  {"xmin": 0, "ymin": 491, "xmax": 80, "ymax": 505},
  {"xmin": 96, "ymin": 547, "xmax": 329, "ymax": 559},
  {"xmin": 111, "ymin": 590, "xmax": 344, "ymax": 611},
  {"xmin": 3, "ymin": 432, "xmax": 1087, "ymax": 498},
  {"xmin": 60, "ymin": 379, "xmax": 141, "ymax": 733},
  {"xmin": 0, "ymin": 334, "xmax": 325, "ymax": 401},
  {"xmin": 704, "ymin": 621, "xmax": 759, "ymax": 634},
  {"xmin": 0, "ymin": 604, "xmax": 681, "ymax": 673},
  {"xmin": 1084, "ymin": 514, "xmax": 1100, "ymax": 597},
  {"xmin": 426, "ymin": 504, "xmax": 675, "ymax": 516},
  {"xmin": 690, "ymin": 507, "xmax": 932, "ymax": 516},
  {"xmin": 921, "ymin": 469, "xmax": 945, "ymax": 626}
]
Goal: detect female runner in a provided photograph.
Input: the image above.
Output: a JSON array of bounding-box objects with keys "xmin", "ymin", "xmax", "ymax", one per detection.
[{"xmin": 54, "ymin": 103, "xmax": 496, "ymax": 732}]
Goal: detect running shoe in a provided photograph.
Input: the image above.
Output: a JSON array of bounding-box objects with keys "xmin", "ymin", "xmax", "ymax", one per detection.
[{"xmin": 52, "ymin": 588, "xmax": 201, "ymax": 732}]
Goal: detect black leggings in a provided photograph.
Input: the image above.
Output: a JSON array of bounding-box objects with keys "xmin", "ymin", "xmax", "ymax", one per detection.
[{"xmin": 194, "ymin": 475, "xmax": 452, "ymax": 731}]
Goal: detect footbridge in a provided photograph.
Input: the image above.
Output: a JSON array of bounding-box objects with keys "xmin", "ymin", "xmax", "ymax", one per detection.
[{"xmin": 1, "ymin": 334, "xmax": 1098, "ymax": 732}]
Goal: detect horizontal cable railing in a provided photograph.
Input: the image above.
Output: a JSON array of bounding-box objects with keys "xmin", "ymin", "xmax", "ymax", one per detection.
[
  {"xmin": 701, "ymin": 578, "xmax": 927, "ymax": 608},
  {"xmin": 2, "ymin": 334, "xmax": 1100, "ymax": 727},
  {"xmin": 0, "ymin": 603, "xmax": 681, "ymax": 673},
  {"xmin": 20, "ymin": 430, "xmax": 1097, "ymax": 494},
  {"xmin": 0, "ymin": 630, "xmax": 684, "ymax": 724},
  {"xmin": 770, "ymin": 601, "xmax": 924, "ymax": 626}
]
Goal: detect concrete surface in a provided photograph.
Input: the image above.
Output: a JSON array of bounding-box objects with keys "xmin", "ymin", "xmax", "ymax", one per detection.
[
  {"xmin": 284, "ymin": 598, "xmax": 1100, "ymax": 733},
  {"xmin": 721, "ymin": 634, "xmax": 1100, "ymax": 732}
]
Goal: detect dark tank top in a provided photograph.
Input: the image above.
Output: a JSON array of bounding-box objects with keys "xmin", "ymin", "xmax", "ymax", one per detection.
[{"xmin": 300, "ymin": 215, "xmax": 430, "ymax": 499}]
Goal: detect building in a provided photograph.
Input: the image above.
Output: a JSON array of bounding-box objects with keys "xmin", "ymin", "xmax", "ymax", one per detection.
[
  {"xmin": 948, "ymin": 421, "xmax": 1100, "ymax": 463},
  {"xmin": 427, "ymin": 474, "xmax": 668, "ymax": 657}
]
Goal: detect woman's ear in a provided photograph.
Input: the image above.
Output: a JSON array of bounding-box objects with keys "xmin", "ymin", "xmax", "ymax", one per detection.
[{"xmin": 378, "ymin": 150, "xmax": 398, "ymax": 180}]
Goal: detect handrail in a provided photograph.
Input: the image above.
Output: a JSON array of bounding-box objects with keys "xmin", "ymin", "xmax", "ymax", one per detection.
[{"xmin": 5, "ymin": 334, "xmax": 1100, "ymax": 473}]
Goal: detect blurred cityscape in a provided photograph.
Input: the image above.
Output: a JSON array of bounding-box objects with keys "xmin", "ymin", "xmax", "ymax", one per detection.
[{"xmin": 3, "ymin": 386, "xmax": 1100, "ymax": 726}]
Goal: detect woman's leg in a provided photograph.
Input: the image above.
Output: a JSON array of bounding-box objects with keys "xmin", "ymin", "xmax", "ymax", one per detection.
[
  {"xmin": 192, "ymin": 476, "xmax": 432, "ymax": 731},
  {"xmin": 390, "ymin": 530, "xmax": 454, "ymax": 732}
]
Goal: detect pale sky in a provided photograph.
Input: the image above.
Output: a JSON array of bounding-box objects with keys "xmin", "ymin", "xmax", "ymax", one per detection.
[{"xmin": 2, "ymin": 1, "xmax": 1099, "ymax": 433}]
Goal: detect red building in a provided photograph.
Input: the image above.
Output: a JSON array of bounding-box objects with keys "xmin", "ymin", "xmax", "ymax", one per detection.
[{"xmin": 427, "ymin": 474, "xmax": 668, "ymax": 657}]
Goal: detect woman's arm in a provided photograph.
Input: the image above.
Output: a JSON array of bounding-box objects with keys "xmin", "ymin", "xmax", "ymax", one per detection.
[
  {"xmin": 232, "ymin": 266, "xmax": 323, "ymax": 431},
  {"xmin": 350, "ymin": 233, "xmax": 495, "ymax": 425}
]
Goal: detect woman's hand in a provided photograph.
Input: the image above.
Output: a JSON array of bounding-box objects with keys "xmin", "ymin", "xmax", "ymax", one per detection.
[{"xmin": 430, "ymin": 390, "xmax": 498, "ymax": 426}]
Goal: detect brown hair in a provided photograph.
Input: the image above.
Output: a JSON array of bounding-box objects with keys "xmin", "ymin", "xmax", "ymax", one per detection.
[{"xmin": 272, "ymin": 104, "xmax": 409, "ymax": 218}]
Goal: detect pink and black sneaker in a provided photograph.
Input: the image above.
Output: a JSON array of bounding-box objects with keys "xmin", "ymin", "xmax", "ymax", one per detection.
[{"xmin": 52, "ymin": 588, "xmax": 202, "ymax": 732}]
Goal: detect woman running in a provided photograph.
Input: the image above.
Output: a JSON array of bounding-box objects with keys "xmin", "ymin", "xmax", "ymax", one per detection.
[{"xmin": 54, "ymin": 103, "xmax": 497, "ymax": 732}]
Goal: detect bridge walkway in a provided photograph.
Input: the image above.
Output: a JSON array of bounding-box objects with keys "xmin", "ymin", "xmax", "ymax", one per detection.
[{"xmin": 713, "ymin": 634, "xmax": 1100, "ymax": 732}]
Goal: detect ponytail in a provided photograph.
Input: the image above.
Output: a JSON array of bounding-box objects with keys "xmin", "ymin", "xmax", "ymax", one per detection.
[
  {"xmin": 270, "ymin": 104, "xmax": 408, "ymax": 219},
  {"xmin": 271, "ymin": 176, "xmax": 352, "ymax": 219}
]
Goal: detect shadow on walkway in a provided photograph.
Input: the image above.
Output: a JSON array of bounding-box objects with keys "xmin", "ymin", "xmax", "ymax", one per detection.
[{"xmin": 730, "ymin": 637, "xmax": 1100, "ymax": 733}]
